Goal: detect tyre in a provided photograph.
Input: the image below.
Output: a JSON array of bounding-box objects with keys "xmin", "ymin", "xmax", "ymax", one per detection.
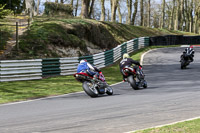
[
  {"xmin": 181, "ymin": 60, "xmax": 185, "ymax": 69},
  {"xmin": 127, "ymin": 75, "xmax": 139, "ymax": 90},
  {"xmin": 82, "ymin": 81, "xmax": 98, "ymax": 98},
  {"xmin": 143, "ymin": 80, "xmax": 147, "ymax": 88},
  {"xmin": 106, "ymin": 86, "xmax": 113, "ymax": 95}
]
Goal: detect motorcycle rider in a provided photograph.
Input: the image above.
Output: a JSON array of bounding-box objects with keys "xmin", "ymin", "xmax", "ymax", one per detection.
[
  {"xmin": 77, "ymin": 59, "xmax": 101, "ymax": 80},
  {"xmin": 180, "ymin": 45, "xmax": 195, "ymax": 62},
  {"xmin": 119, "ymin": 53, "xmax": 142, "ymax": 82}
]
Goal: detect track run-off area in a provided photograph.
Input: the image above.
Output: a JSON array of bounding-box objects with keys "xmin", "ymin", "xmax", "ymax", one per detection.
[{"xmin": 0, "ymin": 47, "xmax": 200, "ymax": 133}]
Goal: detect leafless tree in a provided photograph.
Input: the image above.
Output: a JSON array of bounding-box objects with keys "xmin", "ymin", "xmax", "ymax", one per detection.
[
  {"xmin": 147, "ymin": 0, "xmax": 150, "ymax": 27},
  {"xmin": 111, "ymin": 0, "xmax": 118, "ymax": 22},
  {"xmin": 118, "ymin": 1, "xmax": 122, "ymax": 23},
  {"xmin": 88, "ymin": 0, "xmax": 95, "ymax": 18},
  {"xmin": 126, "ymin": 0, "xmax": 132, "ymax": 24},
  {"xmin": 161, "ymin": 0, "xmax": 165, "ymax": 28},
  {"xmin": 80, "ymin": 0, "xmax": 90, "ymax": 18},
  {"xmin": 75, "ymin": 0, "xmax": 79, "ymax": 16},
  {"xmin": 131, "ymin": 0, "xmax": 138, "ymax": 25},
  {"xmin": 140, "ymin": 0, "xmax": 144, "ymax": 26},
  {"xmin": 100, "ymin": 0, "xmax": 105, "ymax": 21},
  {"xmin": 37, "ymin": 0, "xmax": 40, "ymax": 15},
  {"xmin": 174, "ymin": 0, "xmax": 180, "ymax": 30}
]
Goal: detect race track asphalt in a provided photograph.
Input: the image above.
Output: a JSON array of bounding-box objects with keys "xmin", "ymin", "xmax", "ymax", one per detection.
[{"xmin": 0, "ymin": 47, "xmax": 200, "ymax": 133}]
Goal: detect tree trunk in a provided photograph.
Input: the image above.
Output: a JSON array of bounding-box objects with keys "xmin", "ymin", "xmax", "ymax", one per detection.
[
  {"xmin": 198, "ymin": 21, "xmax": 200, "ymax": 34},
  {"xmin": 88, "ymin": 0, "xmax": 95, "ymax": 18},
  {"xmin": 161, "ymin": 0, "xmax": 165, "ymax": 28},
  {"xmin": 180, "ymin": 0, "xmax": 185, "ymax": 30},
  {"xmin": 81, "ymin": 0, "xmax": 90, "ymax": 18},
  {"xmin": 126, "ymin": 0, "xmax": 132, "ymax": 24},
  {"xmin": 153, "ymin": 10, "xmax": 159, "ymax": 28},
  {"xmin": 189, "ymin": 0, "xmax": 193, "ymax": 32},
  {"xmin": 111, "ymin": 0, "xmax": 118, "ymax": 22},
  {"xmin": 174, "ymin": 0, "xmax": 180, "ymax": 30},
  {"xmin": 140, "ymin": 0, "xmax": 144, "ymax": 26},
  {"xmin": 143, "ymin": 1, "xmax": 148, "ymax": 27},
  {"xmin": 100, "ymin": 0, "xmax": 105, "ymax": 21},
  {"xmin": 169, "ymin": 0, "xmax": 175, "ymax": 30},
  {"xmin": 37, "ymin": 0, "xmax": 40, "ymax": 16},
  {"xmin": 60, "ymin": 0, "xmax": 64, "ymax": 3},
  {"xmin": 118, "ymin": 1, "xmax": 122, "ymax": 23},
  {"xmin": 55, "ymin": 0, "xmax": 58, "ymax": 3},
  {"xmin": 71, "ymin": 0, "xmax": 73, "ymax": 6},
  {"xmin": 108, "ymin": 9, "xmax": 110, "ymax": 21},
  {"xmin": 185, "ymin": 0, "xmax": 189, "ymax": 31},
  {"xmin": 70, "ymin": 0, "xmax": 74, "ymax": 16},
  {"xmin": 147, "ymin": 0, "xmax": 150, "ymax": 27},
  {"xmin": 25, "ymin": 0, "xmax": 35, "ymax": 19},
  {"xmin": 75, "ymin": 0, "xmax": 79, "ymax": 16},
  {"xmin": 131, "ymin": 0, "xmax": 138, "ymax": 25},
  {"xmin": 193, "ymin": 0, "xmax": 200, "ymax": 33}
]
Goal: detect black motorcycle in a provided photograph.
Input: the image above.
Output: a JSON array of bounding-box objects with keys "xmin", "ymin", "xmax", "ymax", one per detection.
[
  {"xmin": 122, "ymin": 65, "xmax": 147, "ymax": 90},
  {"xmin": 74, "ymin": 71, "xmax": 113, "ymax": 98},
  {"xmin": 180, "ymin": 51, "xmax": 193, "ymax": 69}
]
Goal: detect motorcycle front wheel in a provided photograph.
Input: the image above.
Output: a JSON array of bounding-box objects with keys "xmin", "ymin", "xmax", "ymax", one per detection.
[
  {"xmin": 82, "ymin": 81, "xmax": 98, "ymax": 98},
  {"xmin": 181, "ymin": 60, "xmax": 186, "ymax": 69},
  {"xmin": 106, "ymin": 86, "xmax": 113, "ymax": 95},
  {"xmin": 127, "ymin": 75, "xmax": 139, "ymax": 90},
  {"xmin": 143, "ymin": 80, "xmax": 147, "ymax": 88}
]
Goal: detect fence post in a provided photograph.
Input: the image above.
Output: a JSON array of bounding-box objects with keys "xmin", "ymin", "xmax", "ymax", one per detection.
[{"xmin": 16, "ymin": 22, "xmax": 19, "ymax": 51}]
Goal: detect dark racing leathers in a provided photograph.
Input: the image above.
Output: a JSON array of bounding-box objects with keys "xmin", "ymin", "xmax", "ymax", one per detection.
[{"xmin": 119, "ymin": 58, "xmax": 141, "ymax": 81}]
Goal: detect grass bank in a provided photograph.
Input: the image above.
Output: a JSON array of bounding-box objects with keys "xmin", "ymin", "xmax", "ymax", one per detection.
[
  {"xmin": 0, "ymin": 45, "xmax": 178, "ymax": 104},
  {"xmin": 134, "ymin": 118, "xmax": 200, "ymax": 133},
  {"xmin": 2, "ymin": 16, "xmax": 197, "ymax": 59}
]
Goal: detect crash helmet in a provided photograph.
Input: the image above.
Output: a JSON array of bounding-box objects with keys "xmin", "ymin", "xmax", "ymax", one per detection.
[
  {"xmin": 80, "ymin": 59, "xmax": 87, "ymax": 64},
  {"xmin": 123, "ymin": 53, "xmax": 130, "ymax": 59}
]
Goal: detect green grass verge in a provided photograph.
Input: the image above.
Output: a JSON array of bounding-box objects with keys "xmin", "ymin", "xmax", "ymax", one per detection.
[
  {"xmin": 134, "ymin": 118, "xmax": 200, "ymax": 133},
  {"xmin": 0, "ymin": 45, "xmax": 179, "ymax": 104}
]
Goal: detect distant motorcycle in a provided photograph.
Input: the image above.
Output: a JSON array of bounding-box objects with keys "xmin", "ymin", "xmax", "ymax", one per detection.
[
  {"xmin": 74, "ymin": 71, "xmax": 113, "ymax": 98},
  {"xmin": 180, "ymin": 51, "xmax": 192, "ymax": 69},
  {"xmin": 123, "ymin": 65, "xmax": 147, "ymax": 90}
]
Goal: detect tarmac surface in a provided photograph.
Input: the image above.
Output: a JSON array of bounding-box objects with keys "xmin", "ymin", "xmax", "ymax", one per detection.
[{"xmin": 0, "ymin": 47, "xmax": 200, "ymax": 133}]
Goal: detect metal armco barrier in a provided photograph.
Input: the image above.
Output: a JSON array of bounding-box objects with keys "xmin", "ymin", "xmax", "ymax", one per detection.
[
  {"xmin": 42, "ymin": 58, "xmax": 61, "ymax": 77},
  {"xmin": 0, "ymin": 59, "xmax": 42, "ymax": 82},
  {"xmin": 0, "ymin": 37, "xmax": 150, "ymax": 82}
]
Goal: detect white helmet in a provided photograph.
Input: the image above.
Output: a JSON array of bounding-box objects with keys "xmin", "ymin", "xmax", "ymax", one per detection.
[
  {"xmin": 80, "ymin": 59, "xmax": 87, "ymax": 64},
  {"xmin": 123, "ymin": 53, "xmax": 130, "ymax": 59}
]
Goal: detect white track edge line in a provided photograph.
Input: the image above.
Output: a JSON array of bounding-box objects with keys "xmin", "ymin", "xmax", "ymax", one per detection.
[
  {"xmin": 125, "ymin": 116, "xmax": 200, "ymax": 133},
  {"xmin": 140, "ymin": 49, "xmax": 157, "ymax": 65}
]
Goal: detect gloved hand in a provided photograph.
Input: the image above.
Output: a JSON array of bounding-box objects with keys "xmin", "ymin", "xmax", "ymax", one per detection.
[{"xmin": 96, "ymin": 68, "xmax": 101, "ymax": 72}]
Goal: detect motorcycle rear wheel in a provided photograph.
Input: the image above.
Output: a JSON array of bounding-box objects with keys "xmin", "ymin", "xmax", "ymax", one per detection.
[
  {"xmin": 83, "ymin": 81, "xmax": 98, "ymax": 98},
  {"xmin": 181, "ymin": 61, "xmax": 185, "ymax": 69},
  {"xmin": 127, "ymin": 75, "xmax": 139, "ymax": 90}
]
